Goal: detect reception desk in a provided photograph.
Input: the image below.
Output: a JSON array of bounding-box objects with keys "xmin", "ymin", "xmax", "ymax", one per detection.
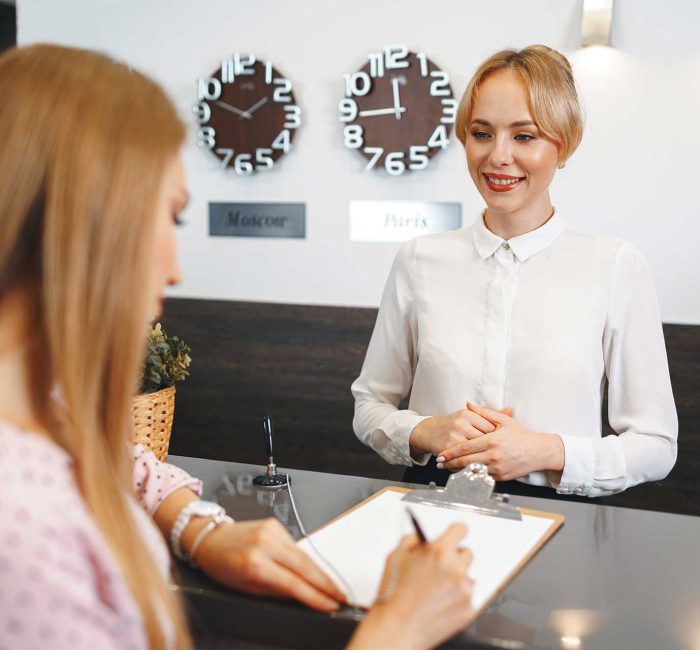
[{"xmin": 170, "ymin": 455, "xmax": 700, "ymax": 649}]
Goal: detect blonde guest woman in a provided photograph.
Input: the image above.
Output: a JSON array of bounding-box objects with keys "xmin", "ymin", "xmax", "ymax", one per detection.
[
  {"xmin": 352, "ymin": 45, "xmax": 677, "ymax": 499},
  {"xmin": 0, "ymin": 45, "xmax": 475, "ymax": 649}
]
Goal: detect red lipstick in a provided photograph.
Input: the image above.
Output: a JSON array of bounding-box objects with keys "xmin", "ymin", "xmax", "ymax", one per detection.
[{"xmin": 483, "ymin": 173, "xmax": 525, "ymax": 193}]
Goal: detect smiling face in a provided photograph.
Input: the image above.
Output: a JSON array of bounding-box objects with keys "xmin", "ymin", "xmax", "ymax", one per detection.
[
  {"xmin": 465, "ymin": 70, "xmax": 560, "ymax": 232},
  {"xmin": 147, "ymin": 153, "xmax": 188, "ymax": 321}
]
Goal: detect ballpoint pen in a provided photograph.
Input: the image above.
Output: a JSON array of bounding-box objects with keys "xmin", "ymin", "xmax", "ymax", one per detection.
[{"xmin": 406, "ymin": 506, "xmax": 427, "ymax": 543}]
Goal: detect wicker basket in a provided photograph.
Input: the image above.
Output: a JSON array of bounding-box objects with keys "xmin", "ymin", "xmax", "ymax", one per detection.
[{"xmin": 132, "ymin": 386, "xmax": 176, "ymax": 461}]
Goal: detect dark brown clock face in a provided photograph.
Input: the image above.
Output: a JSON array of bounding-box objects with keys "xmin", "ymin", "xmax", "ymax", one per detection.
[
  {"xmin": 339, "ymin": 46, "xmax": 456, "ymax": 175},
  {"xmin": 194, "ymin": 54, "xmax": 300, "ymax": 175}
]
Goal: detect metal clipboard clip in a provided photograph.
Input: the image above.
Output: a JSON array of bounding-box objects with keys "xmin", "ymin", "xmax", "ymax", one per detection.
[{"xmin": 402, "ymin": 463, "xmax": 522, "ymax": 521}]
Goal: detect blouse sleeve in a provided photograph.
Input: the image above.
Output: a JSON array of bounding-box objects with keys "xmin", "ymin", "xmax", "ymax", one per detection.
[
  {"xmin": 351, "ymin": 240, "xmax": 431, "ymax": 467},
  {"xmin": 555, "ymin": 243, "xmax": 678, "ymax": 497},
  {"xmin": 132, "ymin": 444, "xmax": 202, "ymax": 515}
]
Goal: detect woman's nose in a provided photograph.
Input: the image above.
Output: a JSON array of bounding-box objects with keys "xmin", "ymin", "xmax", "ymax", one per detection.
[
  {"xmin": 488, "ymin": 135, "xmax": 514, "ymax": 166},
  {"xmin": 167, "ymin": 262, "xmax": 183, "ymax": 287}
]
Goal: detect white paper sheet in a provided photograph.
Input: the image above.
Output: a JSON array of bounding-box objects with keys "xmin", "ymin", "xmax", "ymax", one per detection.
[{"xmin": 298, "ymin": 490, "xmax": 557, "ymax": 611}]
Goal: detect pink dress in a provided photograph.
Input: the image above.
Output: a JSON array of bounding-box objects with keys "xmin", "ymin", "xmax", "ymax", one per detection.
[{"xmin": 0, "ymin": 422, "xmax": 202, "ymax": 649}]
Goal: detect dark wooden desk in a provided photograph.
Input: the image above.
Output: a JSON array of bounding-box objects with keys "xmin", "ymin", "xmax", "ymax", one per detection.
[{"xmin": 170, "ymin": 455, "xmax": 700, "ymax": 649}]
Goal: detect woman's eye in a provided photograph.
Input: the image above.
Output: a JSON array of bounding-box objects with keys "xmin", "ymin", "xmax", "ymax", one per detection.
[
  {"xmin": 515, "ymin": 133, "xmax": 535, "ymax": 141},
  {"xmin": 471, "ymin": 130, "xmax": 491, "ymax": 140}
]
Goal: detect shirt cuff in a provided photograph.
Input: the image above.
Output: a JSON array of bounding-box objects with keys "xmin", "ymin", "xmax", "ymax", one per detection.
[
  {"xmin": 553, "ymin": 435, "xmax": 595, "ymax": 497},
  {"xmin": 374, "ymin": 411, "xmax": 431, "ymax": 466}
]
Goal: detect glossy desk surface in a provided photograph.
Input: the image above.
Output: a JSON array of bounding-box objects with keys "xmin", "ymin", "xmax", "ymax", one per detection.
[{"xmin": 170, "ymin": 455, "xmax": 700, "ymax": 650}]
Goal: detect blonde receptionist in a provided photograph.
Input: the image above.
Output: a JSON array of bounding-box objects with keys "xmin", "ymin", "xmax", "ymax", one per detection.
[{"xmin": 352, "ymin": 45, "xmax": 678, "ymax": 499}]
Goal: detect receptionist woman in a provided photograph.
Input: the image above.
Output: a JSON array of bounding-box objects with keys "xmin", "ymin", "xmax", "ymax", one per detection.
[{"xmin": 352, "ymin": 44, "xmax": 678, "ymax": 498}]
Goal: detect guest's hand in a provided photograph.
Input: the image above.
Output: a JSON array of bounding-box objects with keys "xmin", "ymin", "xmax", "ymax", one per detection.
[
  {"xmin": 349, "ymin": 524, "xmax": 475, "ymax": 650},
  {"xmin": 194, "ymin": 518, "xmax": 347, "ymax": 613},
  {"xmin": 435, "ymin": 403, "xmax": 564, "ymax": 481},
  {"xmin": 409, "ymin": 405, "xmax": 499, "ymax": 457}
]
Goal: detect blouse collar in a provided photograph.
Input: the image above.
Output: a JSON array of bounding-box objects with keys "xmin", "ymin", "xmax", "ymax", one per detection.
[{"xmin": 472, "ymin": 210, "xmax": 566, "ymax": 262}]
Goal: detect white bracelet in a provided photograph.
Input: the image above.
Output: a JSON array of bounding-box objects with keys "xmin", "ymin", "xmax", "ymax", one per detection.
[
  {"xmin": 170, "ymin": 500, "xmax": 226, "ymax": 560},
  {"xmin": 188, "ymin": 513, "xmax": 234, "ymax": 566}
]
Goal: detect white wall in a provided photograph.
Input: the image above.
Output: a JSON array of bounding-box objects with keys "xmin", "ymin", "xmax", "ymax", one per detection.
[{"xmin": 17, "ymin": 0, "xmax": 700, "ymax": 324}]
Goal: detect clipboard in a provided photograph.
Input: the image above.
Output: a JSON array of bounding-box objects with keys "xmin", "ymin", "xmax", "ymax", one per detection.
[{"xmin": 298, "ymin": 464, "xmax": 564, "ymax": 617}]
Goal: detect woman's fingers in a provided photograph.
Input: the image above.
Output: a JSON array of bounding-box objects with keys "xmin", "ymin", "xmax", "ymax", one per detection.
[
  {"xmin": 432, "ymin": 522, "xmax": 468, "ymax": 549},
  {"xmin": 437, "ymin": 435, "xmax": 488, "ymax": 463},
  {"xmin": 274, "ymin": 538, "xmax": 348, "ymax": 603},
  {"xmin": 440, "ymin": 451, "xmax": 490, "ymax": 471},
  {"xmin": 462, "ymin": 424, "xmax": 488, "ymax": 440},
  {"xmin": 462, "ymin": 408, "xmax": 496, "ymax": 434},
  {"xmin": 248, "ymin": 556, "xmax": 343, "ymax": 612},
  {"xmin": 455, "ymin": 546, "xmax": 474, "ymax": 572},
  {"xmin": 468, "ymin": 402, "xmax": 510, "ymax": 426}
]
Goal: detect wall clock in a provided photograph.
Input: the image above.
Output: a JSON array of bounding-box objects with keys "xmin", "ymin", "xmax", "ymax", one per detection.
[
  {"xmin": 338, "ymin": 45, "xmax": 456, "ymax": 175},
  {"xmin": 193, "ymin": 53, "xmax": 301, "ymax": 175}
]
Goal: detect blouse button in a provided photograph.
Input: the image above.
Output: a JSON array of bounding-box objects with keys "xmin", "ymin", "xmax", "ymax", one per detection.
[{"xmin": 502, "ymin": 242, "xmax": 510, "ymax": 250}]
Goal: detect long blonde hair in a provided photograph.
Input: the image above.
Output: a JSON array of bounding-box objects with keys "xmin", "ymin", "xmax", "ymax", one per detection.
[
  {"xmin": 456, "ymin": 44, "xmax": 584, "ymax": 164},
  {"xmin": 0, "ymin": 44, "xmax": 189, "ymax": 647}
]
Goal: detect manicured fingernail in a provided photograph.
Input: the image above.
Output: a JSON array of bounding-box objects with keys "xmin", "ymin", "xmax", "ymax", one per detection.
[
  {"xmin": 436, "ymin": 456, "xmax": 445, "ymax": 463},
  {"xmin": 436, "ymin": 462, "xmax": 444, "ymax": 469}
]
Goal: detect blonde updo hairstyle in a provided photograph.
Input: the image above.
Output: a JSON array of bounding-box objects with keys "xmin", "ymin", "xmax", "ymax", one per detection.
[{"xmin": 455, "ymin": 44, "xmax": 583, "ymax": 166}]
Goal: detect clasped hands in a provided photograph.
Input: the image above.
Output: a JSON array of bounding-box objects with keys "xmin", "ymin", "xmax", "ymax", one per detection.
[{"xmin": 409, "ymin": 402, "xmax": 564, "ymax": 481}]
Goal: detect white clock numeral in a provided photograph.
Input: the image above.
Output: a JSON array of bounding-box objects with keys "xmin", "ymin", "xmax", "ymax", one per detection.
[
  {"xmin": 364, "ymin": 147, "xmax": 384, "ymax": 171},
  {"xmin": 343, "ymin": 125, "xmax": 364, "ymax": 149},
  {"xmin": 409, "ymin": 145, "xmax": 429, "ymax": 170},
  {"xmin": 234, "ymin": 53, "xmax": 256, "ymax": 76},
  {"xmin": 429, "ymin": 70, "xmax": 451, "ymax": 97},
  {"xmin": 441, "ymin": 98, "xmax": 458, "ymax": 124},
  {"xmin": 256, "ymin": 148, "xmax": 274, "ymax": 170},
  {"xmin": 283, "ymin": 105, "xmax": 302, "ymax": 129},
  {"xmin": 338, "ymin": 98, "xmax": 358, "ymax": 122},
  {"xmin": 416, "ymin": 52, "xmax": 429, "ymax": 77},
  {"xmin": 197, "ymin": 127, "xmax": 216, "ymax": 149},
  {"xmin": 385, "ymin": 151, "xmax": 406, "ymax": 176},
  {"xmin": 221, "ymin": 59, "xmax": 235, "ymax": 83},
  {"xmin": 234, "ymin": 153, "xmax": 254, "ymax": 175},
  {"xmin": 369, "ymin": 52, "xmax": 384, "ymax": 78},
  {"xmin": 192, "ymin": 102, "xmax": 211, "ymax": 124},
  {"xmin": 197, "ymin": 77, "xmax": 222, "ymax": 101},
  {"xmin": 273, "ymin": 78, "xmax": 293, "ymax": 103},
  {"xmin": 428, "ymin": 124, "xmax": 449, "ymax": 149},
  {"xmin": 271, "ymin": 129, "xmax": 291, "ymax": 153},
  {"xmin": 344, "ymin": 72, "xmax": 372, "ymax": 97},
  {"xmin": 384, "ymin": 44, "xmax": 409, "ymax": 70},
  {"xmin": 264, "ymin": 61, "xmax": 273, "ymax": 84},
  {"xmin": 215, "ymin": 148, "xmax": 234, "ymax": 169}
]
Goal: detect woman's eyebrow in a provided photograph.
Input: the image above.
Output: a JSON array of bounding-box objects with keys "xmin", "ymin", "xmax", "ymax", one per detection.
[{"xmin": 470, "ymin": 118, "xmax": 537, "ymax": 128}]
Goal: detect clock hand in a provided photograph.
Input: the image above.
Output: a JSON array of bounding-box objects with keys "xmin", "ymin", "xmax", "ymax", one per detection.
[
  {"xmin": 215, "ymin": 100, "xmax": 252, "ymax": 120},
  {"xmin": 358, "ymin": 107, "xmax": 407, "ymax": 117},
  {"xmin": 391, "ymin": 77, "xmax": 404, "ymax": 120},
  {"xmin": 244, "ymin": 96, "xmax": 269, "ymax": 115}
]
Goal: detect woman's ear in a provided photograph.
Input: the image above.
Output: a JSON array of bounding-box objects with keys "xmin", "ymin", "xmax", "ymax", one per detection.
[{"xmin": 557, "ymin": 145, "xmax": 567, "ymax": 169}]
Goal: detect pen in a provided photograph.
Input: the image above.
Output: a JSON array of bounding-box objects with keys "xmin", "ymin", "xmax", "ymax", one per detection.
[{"xmin": 406, "ymin": 506, "xmax": 427, "ymax": 543}]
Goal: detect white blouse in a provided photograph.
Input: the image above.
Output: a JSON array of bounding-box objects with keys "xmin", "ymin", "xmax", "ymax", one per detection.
[{"xmin": 351, "ymin": 213, "xmax": 678, "ymax": 498}]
